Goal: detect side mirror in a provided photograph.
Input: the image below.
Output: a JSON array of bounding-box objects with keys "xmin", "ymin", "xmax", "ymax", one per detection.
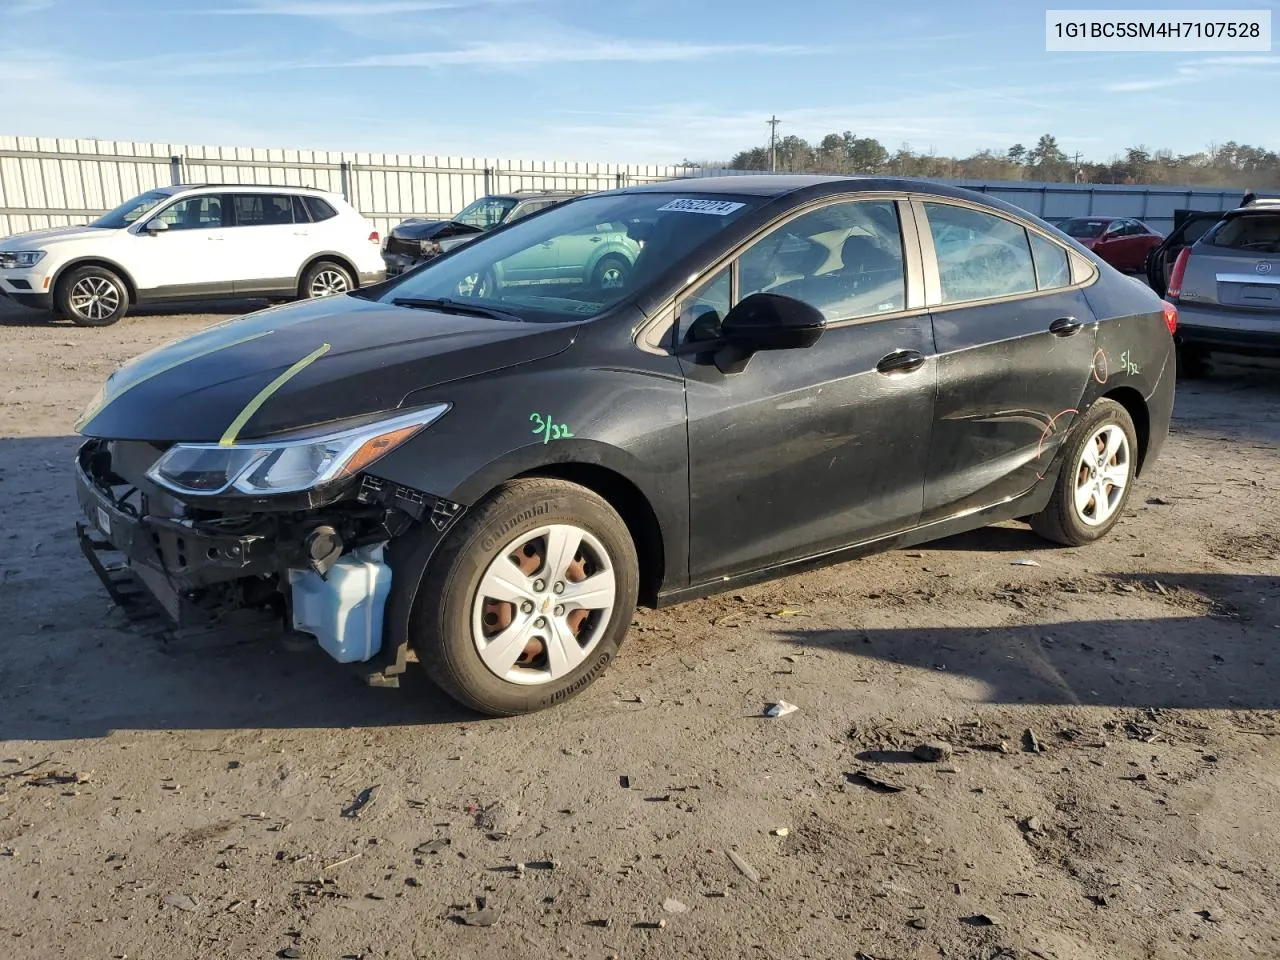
[
  {"xmin": 713, "ymin": 293, "xmax": 826, "ymax": 374},
  {"xmin": 144, "ymin": 219, "xmax": 169, "ymax": 235}
]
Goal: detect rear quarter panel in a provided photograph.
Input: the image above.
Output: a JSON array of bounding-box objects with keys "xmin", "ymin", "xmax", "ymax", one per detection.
[{"xmin": 1081, "ymin": 270, "xmax": 1176, "ymax": 472}]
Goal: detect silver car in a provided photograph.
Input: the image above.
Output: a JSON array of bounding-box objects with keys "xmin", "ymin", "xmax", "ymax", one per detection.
[{"xmin": 1164, "ymin": 197, "xmax": 1280, "ymax": 374}]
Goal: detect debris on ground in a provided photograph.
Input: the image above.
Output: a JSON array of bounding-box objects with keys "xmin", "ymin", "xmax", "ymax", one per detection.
[
  {"xmin": 1021, "ymin": 817, "xmax": 1046, "ymax": 834},
  {"xmin": 848, "ymin": 771, "xmax": 905, "ymax": 794},
  {"xmin": 726, "ymin": 850, "xmax": 761, "ymax": 883},
  {"xmin": 662, "ymin": 897, "xmax": 689, "ymax": 914},
  {"xmin": 1010, "ymin": 559, "xmax": 1041, "ymax": 567},
  {"xmin": 765, "ymin": 700, "xmax": 799, "ymax": 718},
  {"xmin": 340, "ymin": 785, "xmax": 379, "ymax": 819},
  {"xmin": 913, "ymin": 741, "xmax": 954, "ymax": 763},
  {"xmin": 771, "ymin": 827, "xmax": 790, "ymax": 837},
  {"xmin": 1022, "ymin": 729, "xmax": 1045, "ymax": 753},
  {"xmin": 162, "ymin": 892, "xmax": 198, "ymax": 912},
  {"xmin": 414, "ymin": 838, "xmax": 450, "ymax": 855}
]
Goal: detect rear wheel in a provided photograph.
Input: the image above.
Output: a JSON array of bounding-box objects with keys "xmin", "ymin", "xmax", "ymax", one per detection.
[
  {"xmin": 410, "ymin": 478, "xmax": 638, "ymax": 716},
  {"xmin": 301, "ymin": 260, "xmax": 353, "ymax": 299},
  {"xmin": 56, "ymin": 265, "xmax": 130, "ymax": 327},
  {"xmin": 591, "ymin": 255, "xmax": 630, "ymax": 292},
  {"xmin": 1030, "ymin": 398, "xmax": 1138, "ymax": 546}
]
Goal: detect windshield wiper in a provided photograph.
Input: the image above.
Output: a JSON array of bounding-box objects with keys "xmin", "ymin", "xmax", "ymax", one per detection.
[{"xmin": 391, "ymin": 297, "xmax": 523, "ymax": 322}]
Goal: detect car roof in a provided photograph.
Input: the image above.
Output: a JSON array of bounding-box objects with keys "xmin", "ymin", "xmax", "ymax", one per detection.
[
  {"xmin": 496, "ymin": 191, "xmax": 581, "ymax": 200},
  {"xmin": 175, "ymin": 183, "xmax": 337, "ymax": 195}
]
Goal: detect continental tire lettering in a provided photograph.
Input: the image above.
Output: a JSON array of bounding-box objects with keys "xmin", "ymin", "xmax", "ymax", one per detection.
[
  {"xmin": 548, "ymin": 651, "xmax": 612, "ymax": 704},
  {"xmin": 480, "ymin": 502, "xmax": 553, "ymax": 553}
]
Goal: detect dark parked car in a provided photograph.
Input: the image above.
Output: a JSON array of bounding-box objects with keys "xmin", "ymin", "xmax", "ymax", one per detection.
[
  {"xmin": 73, "ymin": 175, "xmax": 1176, "ymax": 716},
  {"xmin": 1056, "ymin": 217, "xmax": 1164, "ymax": 272},
  {"xmin": 1160, "ymin": 196, "xmax": 1280, "ymax": 372},
  {"xmin": 382, "ymin": 190, "xmax": 581, "ymax": 276}
]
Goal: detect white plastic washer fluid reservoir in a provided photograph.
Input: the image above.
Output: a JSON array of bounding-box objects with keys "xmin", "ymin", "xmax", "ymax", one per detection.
[{"xmin": 288, "ymin": 543, "xmax": 392, "ymax": 663}]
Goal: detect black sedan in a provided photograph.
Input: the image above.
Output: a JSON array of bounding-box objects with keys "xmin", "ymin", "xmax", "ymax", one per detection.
[{"xmin": 73, "ymin": 175, "xmax": 1177, "ymax": 716}]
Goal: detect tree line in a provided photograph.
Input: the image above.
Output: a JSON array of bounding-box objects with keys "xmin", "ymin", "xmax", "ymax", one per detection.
[{"xmin": 718, "ymin": 132, "xmax": 1280, "ymax": 189}]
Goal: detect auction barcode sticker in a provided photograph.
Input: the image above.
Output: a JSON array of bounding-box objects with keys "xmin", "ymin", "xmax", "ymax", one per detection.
[
  {"xmin": 656, "ymin": 198, "xmax": 746, "ymax": 215},
  {"xmin": 1046, "ymin": 9, "xmax": 1271, "ymax": 51}
]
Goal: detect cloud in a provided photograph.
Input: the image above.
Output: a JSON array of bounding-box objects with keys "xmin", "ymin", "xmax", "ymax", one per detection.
[
  {"xmin": 340, "ymin": 39, "xmax": 813, "ymax": 69},
  {"xmin": 1104, "ymin": 54, "xmax": 1280, "ymax": 93},
  {"xmin": 0, "ymin": 0, "xmax": 54, "ymax": 12},
  {"xmin": 208, "ymin": 0, "xmax": 477, "ymax": 14},
  {"xmin": 1105, "ymin": 77, "xmax": 1190, "ymax": 92}
]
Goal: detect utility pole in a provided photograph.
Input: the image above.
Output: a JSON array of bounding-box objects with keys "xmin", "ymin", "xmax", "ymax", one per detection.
[
  {"xmin": 1072, "ymin": 152, "xmax": 1082, "ymax": 183},
  {"xmin": 767, "ymin": 115, "xmax": 782, "ymax": 172}
]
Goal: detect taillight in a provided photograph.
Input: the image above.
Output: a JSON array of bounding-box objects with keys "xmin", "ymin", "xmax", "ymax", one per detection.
[
  {"xmin": 1161, "ymin": 299, "xmax": 1178, "ymax": 335},
  {"xmin": 368, "ymin": 231, "xmax": 380, "ymax": 245},
  {"xmin": 1166, "ymin": 247, "xmax": 1191, "ymax": 299}
]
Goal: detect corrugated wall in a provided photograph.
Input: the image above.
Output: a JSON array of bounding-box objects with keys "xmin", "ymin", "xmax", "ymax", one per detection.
[{"xmin": 0, "ymin": 135, "xmax": 1249, "ymax": 239}]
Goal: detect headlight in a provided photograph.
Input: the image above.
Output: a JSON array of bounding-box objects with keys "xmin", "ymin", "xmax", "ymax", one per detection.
[
  {"xmin": 145, "ymin": 404, "xmax": 449, "ymax": 496},
  {"xmin": 419, "ymin": 239, "xmax": 442, "ymax": 256},
  {"xmin": 0, "ymin": 250, "xmax": 46, "ymax": 269}
]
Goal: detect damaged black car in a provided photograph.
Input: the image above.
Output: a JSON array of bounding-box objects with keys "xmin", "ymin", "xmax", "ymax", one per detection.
[{"xmin": 75, "ymin": 175, "xmax": 1177, "ymax": 717}]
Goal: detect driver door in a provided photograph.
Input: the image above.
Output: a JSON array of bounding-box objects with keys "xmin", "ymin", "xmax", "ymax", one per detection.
[
  {"xmin": 130, "ymin": 193, "xmax": 237, "ymax": 295},
  {"xmin": 681, "ymin": 197, "xmax": 936, "ymax": 583}
]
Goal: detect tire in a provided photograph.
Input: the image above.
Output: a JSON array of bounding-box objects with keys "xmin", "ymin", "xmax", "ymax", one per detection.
[
  {"xmin": 591, "ymin": 255, "xmax": 630, "ymax": 292},
  {"xmin": 410, "ymin": 478, "xmax": 639, "ymax": 716},
  {"xmin": 55, "ymin": 265, "xmax": 130, "ymax": 327},
  {"xmin": 1030, "ymin": 398, "xmax": 1138, "ymax": 547},
  {"xmin": 300, "ymin": 260, "xmax": 354, "ymax": 299}
]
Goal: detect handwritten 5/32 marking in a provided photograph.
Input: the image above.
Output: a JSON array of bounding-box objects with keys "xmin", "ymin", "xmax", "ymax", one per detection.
[
  {"xmin": 530, "ymin": 412, "xmax": 574, "ymax": 444},
  {"xmin": 1119, "ymin": 350, "xmax": 1140, "ymax": 376}
]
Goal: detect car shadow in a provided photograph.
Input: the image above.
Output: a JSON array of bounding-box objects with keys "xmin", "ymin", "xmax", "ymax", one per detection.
[
  {"xmin": 0, "ymin": 297, "xmax": 276, "ymax": 328},
  {"xmin": 774, "ymin": 572, "xmax": 1280, "ymax": 711}
]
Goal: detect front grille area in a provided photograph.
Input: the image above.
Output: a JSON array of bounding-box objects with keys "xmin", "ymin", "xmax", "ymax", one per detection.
[{"xmin": 385, "ymin": 235, "xmax": 422, "ymax": 258}]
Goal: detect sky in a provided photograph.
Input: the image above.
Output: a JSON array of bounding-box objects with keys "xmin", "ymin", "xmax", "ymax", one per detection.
[{"xmin": 1, "ymin": 0, "xmax": 1277, "ymax": 165}]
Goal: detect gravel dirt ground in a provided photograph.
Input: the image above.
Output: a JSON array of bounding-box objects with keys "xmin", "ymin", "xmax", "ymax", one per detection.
[{"xmin": 1, "ymin": 297, "xmax": 1279, "ymax": 960}]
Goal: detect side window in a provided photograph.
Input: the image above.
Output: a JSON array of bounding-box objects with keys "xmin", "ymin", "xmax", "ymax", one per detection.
[
  {"xmin": 154, "ymin": 195, "xmax": 224, "ymax": 231},
  {"xmin": 508, "ymin": 201, "xmax": 548, "ymax": 222},
  {"xmin": 303, "ymin": 196, "xmax": 338, "ymax": 222},
  {"xmin": 1029, "ymin": 231, "xmax": 1072, "ymax": 289},
  {"xmin": 292, "ymin": 195, "xmax": 312, "ymax": 223},
  {"xmin": 678, "ymin": 268, "xmax": 731, "ymax": 344},
  {"xmin": 232, "ymin": 194, "xmax": 295, "ymax": 227},
  {"xmin": 737, "ymin": 199, "xmax": 906, "ymax": 321},
  {"xmin": 922, "ymin": 202, "xmax": 1037, "ymax": 304}
]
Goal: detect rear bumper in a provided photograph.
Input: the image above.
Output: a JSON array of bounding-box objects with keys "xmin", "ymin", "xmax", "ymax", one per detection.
[{"xmin": 1175, "ymin": 302, "xmax": 1280, "ymax": 355}]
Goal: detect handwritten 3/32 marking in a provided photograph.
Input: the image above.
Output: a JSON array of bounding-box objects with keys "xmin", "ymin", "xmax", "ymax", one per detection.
[
  {"xmin": 530, "ymin": 412, "xmax": 574, "ymax": 444},
  {"xmin": 1119, "ymin": 350, "xmax": 1141, "ymax": 375}
]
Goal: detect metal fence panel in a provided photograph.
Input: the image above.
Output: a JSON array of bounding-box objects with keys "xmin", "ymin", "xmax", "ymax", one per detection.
[{"xmin": 0, "ymin": 136, "xmax": 1251, "ymax": 240}]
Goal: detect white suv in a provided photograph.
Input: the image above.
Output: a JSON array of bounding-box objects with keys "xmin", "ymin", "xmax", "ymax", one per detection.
[{"xmin": 0, "ymin": 184, "xmax": 386, "ymax": 326}]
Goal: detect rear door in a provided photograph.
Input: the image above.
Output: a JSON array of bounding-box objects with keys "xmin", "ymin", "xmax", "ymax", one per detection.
[
  {"xmin": 682, "ymin": 196, "xmax": 937, "ymax": 581},
  {"xmin": 1146, "ymin": 211, "xmax": 1224, "ymax": 294},
  {"xmin": 916, "ymin": 198, "xmax": 1098, "ymax": 523},
  {"xmin": 228, "ymin": 193, "xmax": 308, "ymax": 293}
]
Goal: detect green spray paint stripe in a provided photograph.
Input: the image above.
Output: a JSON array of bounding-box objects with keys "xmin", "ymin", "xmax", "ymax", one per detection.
[
  {"xmin": 218, "ymin": 342, "xmax": 332, "ymax": 448},
  {"xmin": 74, "ymin": 329, "xmax": 274, "ymax": 431}
]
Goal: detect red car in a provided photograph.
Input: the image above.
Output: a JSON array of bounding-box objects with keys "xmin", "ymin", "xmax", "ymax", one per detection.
[{"xmin": 1056, "ymin": 217, "xmax": 1164, "ymax": 272}]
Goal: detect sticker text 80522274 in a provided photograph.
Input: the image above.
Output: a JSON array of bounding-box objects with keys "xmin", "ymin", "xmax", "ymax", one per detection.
[{"xmin": 655, "ymin": 198, "xmax": 746, "ymax": 216}]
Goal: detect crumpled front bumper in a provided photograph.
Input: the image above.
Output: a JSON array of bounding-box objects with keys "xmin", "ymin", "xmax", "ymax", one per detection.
[{"xmin": 74, "ymin": 446, "xmax": 277, "ymax": 621}]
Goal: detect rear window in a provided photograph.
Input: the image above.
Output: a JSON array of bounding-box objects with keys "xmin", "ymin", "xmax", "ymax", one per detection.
[
  {"xmin": 1060, "ymin": 218, "xmax": 1109, "ymax": 239},
  {"xmin": 1208, "ymin": 213, "xmax": 1280, "ymax": 253},
  {"xmin": 304, "ymin": 196, "xmax": 338, "ymax": 222}
]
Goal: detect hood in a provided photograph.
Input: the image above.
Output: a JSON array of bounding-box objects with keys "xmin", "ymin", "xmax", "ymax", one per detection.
[
  {"xmin": 0, "ymin": 225, "xmax": 112, "ymax": 248},
  {"xmin": 391, "ymin": 219, "xmax": 485, "ymax": 242},
  {"xmin": 77, "ymin": 295, "xmax": 579, "ymax": 444}
]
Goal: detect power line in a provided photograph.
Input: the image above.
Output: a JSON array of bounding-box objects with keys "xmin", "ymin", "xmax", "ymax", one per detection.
[{"xmin": 767, "ymin": 115, "xmax": 782, "ymax": 172}]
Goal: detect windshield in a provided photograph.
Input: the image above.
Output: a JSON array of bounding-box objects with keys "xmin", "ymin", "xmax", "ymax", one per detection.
[
  {"xmin": 91, "ymin": 190, "xmax": 170, "ymax": 229},
  {"xmin": 379, "ymin": 191, "xmax": 759, "ymax": 322},
  {"xmin": 1060, "ymin": 218, "xmax": 1108, "ymax": 239},
  {"xmin": 454, "ymin": 196, "xmax": 518, "ymax": 229}
]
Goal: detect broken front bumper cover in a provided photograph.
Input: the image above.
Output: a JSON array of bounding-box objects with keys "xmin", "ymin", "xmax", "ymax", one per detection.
[{"xmin": 75, "ymin": 451, "xmax": 276, "ymax": 621}]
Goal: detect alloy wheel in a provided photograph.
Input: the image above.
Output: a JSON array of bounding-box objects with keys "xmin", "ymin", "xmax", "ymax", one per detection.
[
  {"xmin": 471, "ymin": 524, "xmax": 617, "ymax": 685},
  {"xmin": 69, "ymin": 276, "xmax": 121, "ymax": 322},
  {"xmin": 1073, "ymin": 423, "xmax": 1131, "ymax": 526},
  {"xmin": 309, "ymin": 269, "xmax": 350, "ymax": 298}
]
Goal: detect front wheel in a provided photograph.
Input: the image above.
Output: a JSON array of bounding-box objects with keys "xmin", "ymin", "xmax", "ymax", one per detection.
[
  {"xmin": 410, "ymin": 478, "xmax": 639, "ymax": 716},
  {"xmin": 591, "ymin": 255, "xmax": 630, "ymax": 292},
  {"xmin": 1030, "ymin": 398, "xmax": 1138, "ymax": 546},
  {"xmin": 56, "ymin": 265, "xmax": 130, "ymax": 327}
]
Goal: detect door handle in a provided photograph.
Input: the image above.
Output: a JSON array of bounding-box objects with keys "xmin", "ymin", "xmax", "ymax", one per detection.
[
  {"xmin": 1049, "ymin": 316, "xmax": 1082, "ymax": 337},
  {"xmin": 876, "ymin": 349, "xmax": 927, "ymax": 375},
  {"xmin": 206, "ymin": 235, "xmax": 225, "ymax": 241},
  {"xmin": 589, "ymin": 237, "xmax": 602, "ymax": 243}
]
